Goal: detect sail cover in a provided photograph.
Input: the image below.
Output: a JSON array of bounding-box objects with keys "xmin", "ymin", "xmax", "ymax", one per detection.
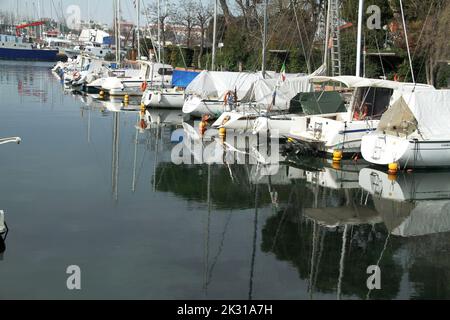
[
  {"xmin": 250, "ymin": 76, "xmax": 314, "ymax": 110},
  {"xmin": 185, "ymin": 71, "xmax": 271, "ymax": 100},
  {"xmin": 386, "ymin": 90, "xmax": 450, "ymax": 140}
]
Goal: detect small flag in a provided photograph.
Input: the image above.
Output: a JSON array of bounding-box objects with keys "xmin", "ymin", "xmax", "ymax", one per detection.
[{"xmin": 280, "ymin": 63, "xmax": 286, "ymax": 82}]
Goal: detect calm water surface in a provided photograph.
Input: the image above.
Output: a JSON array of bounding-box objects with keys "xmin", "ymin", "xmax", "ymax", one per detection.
[{"xmin": 0, "ymin": 61, "xmax": 449, "ymax": 299}]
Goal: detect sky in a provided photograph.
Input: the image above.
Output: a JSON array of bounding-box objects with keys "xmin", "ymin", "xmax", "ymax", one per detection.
[{"xmin": 0, "ymin": 0, "xmax": 149, "ymax": 25}]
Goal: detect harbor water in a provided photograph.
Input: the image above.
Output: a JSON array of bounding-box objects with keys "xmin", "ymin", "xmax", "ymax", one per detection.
[{"xmin": 1, "ymin": 61, "xmax": 450, "ymax": 299}]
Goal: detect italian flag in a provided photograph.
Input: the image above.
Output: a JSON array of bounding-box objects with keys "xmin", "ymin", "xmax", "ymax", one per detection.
[{"xmin": 280, "ymin": 63, "xmax": 286, "ymax": 82}]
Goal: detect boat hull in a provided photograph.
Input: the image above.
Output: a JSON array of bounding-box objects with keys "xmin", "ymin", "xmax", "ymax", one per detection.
[
  {"xmin": 183, "ymin": 96, "xmax": 228, "ymax": 118},
  {"xmin": 361, "ymin": 133, "xmax": 450, "ymax": 168},
  {"xmin": 0, "ymin": 47, "xmax": 60, "ymax": 62},
  {"xmin": 143, "ymin": 90, "xmax": 185, "ymax": 109},
  {"xmin": 289, "ymin": 116, "xmax": 378, "ymax": 154}
]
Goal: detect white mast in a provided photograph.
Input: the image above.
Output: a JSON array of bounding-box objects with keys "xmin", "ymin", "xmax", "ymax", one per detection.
[
  {"xmin": 261, "ymin": 0, "xmax": 268, "ymax": 77},
  {"xmin": 37, "ymin": 0, "xmax": 42, "ymax": 39},
  {"xmin": 117, "ymin": 0, "xmax": 121, "ymax": 64},
  {"xmin": 157, "ymin": 0, "xmax": 161, "ymax": 63},
  {"xmin": 399, "ymin": 0, "xmax": 415, "ymax": 83},
  {"xmin": 211, "ymin": 0, "xmax": 217, "ymax": 71},
  {"xmin": 355, "ymin": 0, "xmax": 364, "ymax": 77},
  {"xmin": 136, "ymin": 0, "xmax": 141, "ymax": 59}
]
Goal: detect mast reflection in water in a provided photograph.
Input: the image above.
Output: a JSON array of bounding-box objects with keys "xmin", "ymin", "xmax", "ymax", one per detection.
[{"xmin": 1, "ymin": 61, "xmax": 450, "ymax": 299}]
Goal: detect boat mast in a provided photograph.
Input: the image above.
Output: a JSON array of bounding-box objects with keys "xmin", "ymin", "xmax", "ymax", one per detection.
[
  {"xmin": 114, "ymin": 0, "xmax": 118, "ymax": 63},
  {"xmin": 261, "ymin": 0, "xmax": 268, "ymax": 77},
  {"xmin": 355, "ymin": 0, "xmax": 364, "ymax": 77},
  {"xmin": 399, "ymin": 0, "xmax": 415, "ymax": 83},
  {"xmin": 157, "ymin": 0, "xmax": 161, "ymax": 63},
  {"xmin": 211, "ymin": 0, "xmax": 217, "ymax": 71},
  {"xmin": 136, "ymin": 0, "xmax": 141, "ymax": 59},
  {"xmin": 117, "ymin": 0, "xmax": 121, "ymax": 64}
]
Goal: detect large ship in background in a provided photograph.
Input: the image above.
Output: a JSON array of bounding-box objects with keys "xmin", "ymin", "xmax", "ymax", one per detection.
[
  {"xmin": 0, "ymin": 21, "xmax": 63, "ymax": 62},
  {"xmin": 0, "ymin": 34, "xmax": 62, "ymax": 61}
]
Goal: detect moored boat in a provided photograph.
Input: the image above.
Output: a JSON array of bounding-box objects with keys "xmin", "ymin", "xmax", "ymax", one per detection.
[
  {"xmin": 286, "ymin": 76, "xmax": 434, "ymax": 154},
  {"xmin": 361, "ymin": 90, "xmax": 450, "ymax": 168},
  {"xmin": 0, "ymin": 34, "xmax": 63, "ymax": 62}
]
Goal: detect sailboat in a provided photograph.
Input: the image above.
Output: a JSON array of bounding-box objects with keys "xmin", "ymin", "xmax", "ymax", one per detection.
[
  {"xmin": 100, "ymin": 60, "xmax": 173, "ymax": 96},
  {"xmin": 140, "ymin": 0, "xmax": 201, "ymax": 110},
  {"xmin": 141, "ymin": 69, "xmax": 200, "ymax": 109},
  {"xmin": 182, "ymin": 70, "xmax": 275, "ymax": 118},
  {"xmin": 94, "ymin": 0, "xmax": 174, "ymax": 97},
  {"xmin": 286, "ymin": 0, "xmax": 434, "ymax": 155},
  {"xmin": 287, "ymin": 76, "xmax": 434, "ymax": 153},
  {"xmin": 182, "ymin": 0, "xmax": 279, "ymax": 119},
  {"xmin": 361, "ymin": 90, "xmax": 450, "ymax": 168},
  {"xmin": 210, "ymin": 0, "xmax": 333, "ymax": 136}
]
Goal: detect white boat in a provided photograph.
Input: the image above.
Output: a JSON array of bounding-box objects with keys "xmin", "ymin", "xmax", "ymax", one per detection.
[
  {"xmin": 101, "ymin": 61, "xmax": 173, "ymax": 97},
  {"xmin": 287, "ymin": 76, "xmax": 434, "ymax": 154},
  {"xmin": 141, "ymin": 69, "xmax": 201, "ymax": 109},
  {"xmin": 213, "ymin": 91, "xmax": 346, "ymax": 137},
  {"xmin": 182, "ymin": 70, "xmax": 279, "ymax": 118},
  {"xmin": 71, "ymin": 59, "xmax": 114, "ymax": 91},
  {"xmin": 142, "ymin": 87, "xmax": 185, "ymax": 109},
  {"xmin": 361, "ymin": 90, "xmax": 450, "ymax": 168},
  {"xmin": 210, "ymin": 65, "xmax": 335, "ymax": 136}
]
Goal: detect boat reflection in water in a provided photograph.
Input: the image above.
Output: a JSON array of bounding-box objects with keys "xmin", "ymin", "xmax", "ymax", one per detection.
[
  {"xmin": 141, "ymin": 120, "xmax": 450, "ymax": 299},
  {"xmin": 0, "ymin": 210, "xmax": 8, "ymax": 261},
  {"xmin": 359, "ymin": 168, "xmax": 450, "ymax": 237},
  {"xmin": 75, "ymin": 101, "xmax": 450, "ymax": 299}
]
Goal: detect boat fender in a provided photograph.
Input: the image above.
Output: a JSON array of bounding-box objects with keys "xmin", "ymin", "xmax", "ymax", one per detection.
[
  {"xmin": 140, "ymin": 119, "xmax": 147, "ymax": 130},
  {"xmin": 141, "ymin": 81, "xmax": 148, "ymax": 92}
]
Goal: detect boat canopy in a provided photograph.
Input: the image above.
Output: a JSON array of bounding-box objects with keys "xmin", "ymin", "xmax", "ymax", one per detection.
[
  {"xmin": 310, "ymin": 75, "xmax": 434, "ymax": 91},
  {"xmin": 379, "ymin": 90, "xmax": 450, "ymax": 140},
  {"xmin": 171, "ymin": 69, "xmax": 201, "ymax": 88},
  {"xmin": 249, "ymin": 76, "xmax": 314, "ymax": 109},
  {"xmin": 290, "ymin": 91, "xmax": 346, "ymax": 115},
  {"xmin": 185, "ymin": 71, "xmax": 274, "ymax": 100}
]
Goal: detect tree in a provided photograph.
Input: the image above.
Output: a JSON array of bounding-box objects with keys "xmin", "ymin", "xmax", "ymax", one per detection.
[
  {"xmin": 146, "ymin": 0, "xmax": 177, "ymax": 62},
  {"xmin": 176, "ymin": 0, "xmax": 197, "ymax": 48},
  {"xmin": 195, "ymin": 1, "xmax": 213, "ymax": 69}
]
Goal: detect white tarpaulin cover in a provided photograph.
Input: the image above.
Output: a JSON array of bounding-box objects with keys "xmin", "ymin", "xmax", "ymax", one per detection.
[
  {"xmin": 185, "ymin": 71, "xmax": 272, "ymax": 100},
  {"xmin": 250, "ymin": 77, "xmax": 314, "ymax": 109},
  {"xmin": 399, "ymin": 90, "xmax": 450, "ymax": 139},
  {"xmin": 311, "ymin": 75, "xmax": 434, "ymax": 91}
]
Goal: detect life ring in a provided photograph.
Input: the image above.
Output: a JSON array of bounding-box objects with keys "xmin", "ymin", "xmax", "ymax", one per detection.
[
  {"xmin": 141, "ymin": 81, "xmax": 148, "ymax": 92},
  {"xmin": 394, "ymin": 73, "xmax": 399, "ymax": 82},
  {"xmin": 223, "ymin": 91, "xmax": 230, "ymax": 105}
]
